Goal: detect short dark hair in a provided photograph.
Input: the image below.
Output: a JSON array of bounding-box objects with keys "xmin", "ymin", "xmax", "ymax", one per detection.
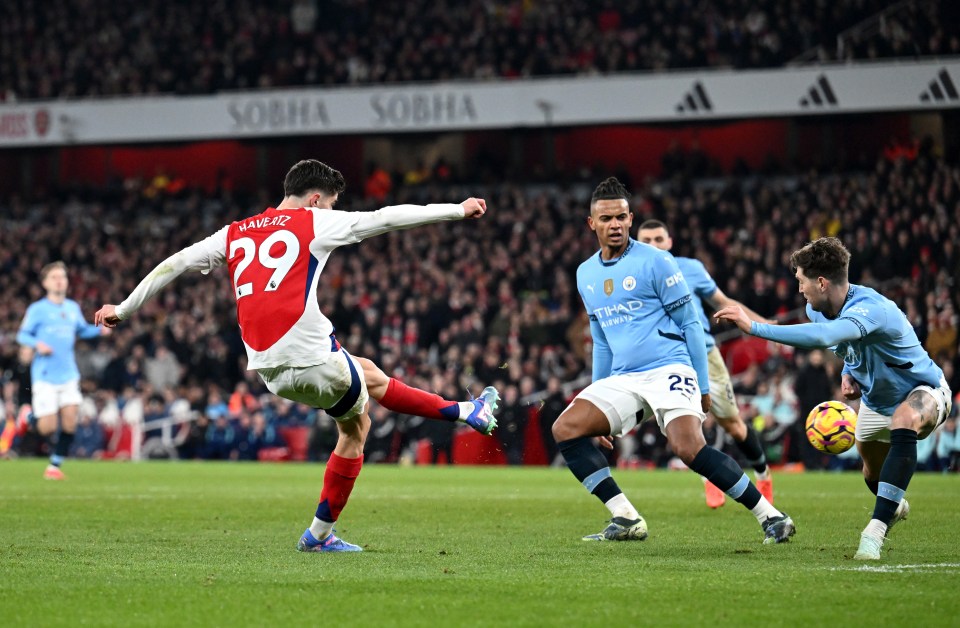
[
  {"xmin": 591, "ymin": 177, "xmax": 631, "ymax": 205},
  {"xmin": 638, "ymin": 219, "xmax": 668, "ymax": 232},
  {"xmin": 790, "ymin": 237, "xmax": 851, "ymax": 284},
  {"xmin": 283, "ymin": 159, "xmax": 346, "ymax": 197}
]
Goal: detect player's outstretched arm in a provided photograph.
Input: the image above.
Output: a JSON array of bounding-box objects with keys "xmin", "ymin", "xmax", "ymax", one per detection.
[
  {"xmin": 96, "ymin": 228, "xmax": 227, "ymax": 327},
  {"xmin": 349, "ymin": 198, "xmax": 487, "ymax": 241},
  {"xmin": 715, "ymin": 305, "xmax": 862, "ymax": 349}
]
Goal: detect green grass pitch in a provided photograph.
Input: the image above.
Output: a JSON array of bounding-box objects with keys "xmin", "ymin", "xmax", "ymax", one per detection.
[{"xmin": 2, "ymin": 461, "xmax": 958, "ymax": 627}]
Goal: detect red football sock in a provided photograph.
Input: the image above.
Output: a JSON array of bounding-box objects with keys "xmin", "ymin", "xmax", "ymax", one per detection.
[
  {"xmin": 379, "ymin": 378, "xmax": 460, "ymax": 421},
  {"xmin": 316, "ymin": 453, "xmax": 364, "ymax": 522}
]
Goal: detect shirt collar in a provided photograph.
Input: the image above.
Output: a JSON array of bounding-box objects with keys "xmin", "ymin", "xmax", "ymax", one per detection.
[{"xmin": 598, "ymin": 239, "xmax": 634, "ymax": 267}]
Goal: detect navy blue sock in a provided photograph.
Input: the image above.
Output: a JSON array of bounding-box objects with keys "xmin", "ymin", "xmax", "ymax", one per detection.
[
  {"xmin": 689, "ymin": 446, "xmax": 762, "ymax": 509},
  {"xmin": 54, "ymin": 431, "xmax": 74, "ymax": 458},
  {"xmin": 735, "ymin": 423, "xmax": 768, "ymax": 474},
  {"xmin": 865, "ymin": 479, "xmax": 879, "ymax": 495},
  {"xmin": 558, "ymin": 436, "xmax": 623, "ymax": 504},
  {"xmin": 315, "ymin": 500, "xmax": 333, "ymax": 523},
  {"xmin": 873, "ymin": 428, "xmax": 917, "ymax": 525}
]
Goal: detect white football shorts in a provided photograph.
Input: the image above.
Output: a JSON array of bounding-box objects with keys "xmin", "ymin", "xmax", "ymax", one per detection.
[
  {"xmin": 706, "ymin": 346, "xmax": 738, "ymax": 420},
  {"xmin": 257, "ymin": 349, "xmax": 369, "ymax": 422},
  {"xmin": 856, "ymin": 378, "xmax": 952, "ymax": 443},
  {"xmin": 31, "ymin": 379, "xmax": 83, "ymax": 417},
  {"xmin": 575, "ymin": 363, "xmax": 706, "ymax": 438}
]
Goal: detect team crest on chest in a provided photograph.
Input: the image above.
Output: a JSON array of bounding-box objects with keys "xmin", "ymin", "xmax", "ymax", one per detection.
[
  {"xmin": 622, "ymin": 276, "xmax": 636, "ymax": 291},
  {"xmin": 603, "ymin": 279, "xmax": 614, "ymax": 296}
]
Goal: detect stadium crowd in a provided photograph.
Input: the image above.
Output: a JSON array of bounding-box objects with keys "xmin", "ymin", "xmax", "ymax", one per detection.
[
  {"xmin": 1, "ymin": 145, "xmax": 958, "ymax": 468},
  {"xmin": 2, "ymin": 0, "xmax": 958, "ymax": 101}
]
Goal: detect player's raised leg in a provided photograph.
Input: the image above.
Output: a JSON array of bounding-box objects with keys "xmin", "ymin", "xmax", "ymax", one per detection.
[
  {"xmin": 666, "ymin": 414, "xmax": 794, "ymax": 544},
  {"xmin": 552, "ymin": 398, "xmax": 647, "ymax": 542},
  {"xmin": 357, "ymin": 357, "xmax": 499, "ymax": 435}
]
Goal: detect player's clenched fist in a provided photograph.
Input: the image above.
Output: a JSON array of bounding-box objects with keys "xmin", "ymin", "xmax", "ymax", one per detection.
[{"xmin": 461, "ymin": 197, "xmax": 487, "ymax": 218}]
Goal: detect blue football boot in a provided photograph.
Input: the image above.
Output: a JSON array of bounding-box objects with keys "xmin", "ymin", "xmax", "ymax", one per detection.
[
  {"xmin": 463, "ymin": 386, "xmax": 500, "ymax": 435},
  {"xmin": 297, "ymin": 529, "xmax": 363, "ymax": 553}
]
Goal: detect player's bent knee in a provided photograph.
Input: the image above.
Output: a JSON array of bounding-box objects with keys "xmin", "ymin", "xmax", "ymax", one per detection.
[
  {"xmin": 335, "ymin": 413, "xmax": 370, "ymax": 445},
  {"xmin": 356, "ymin": 357, "xmax": 385, "ymax": 383},
  {"xmin": 552, "ymin": 400, "xmax": 608, "ymax": 442},
  {"xmin": 673, "ymin": 440, "xmax": 703, "ymax": 465},
  {"xmin": 551, "ymin": 415, "xmax": 576, "ymax": 442}
]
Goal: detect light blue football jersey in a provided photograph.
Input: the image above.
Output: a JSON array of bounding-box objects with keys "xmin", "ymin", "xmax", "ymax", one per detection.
[
  {"xmin": 753, "ymin": 284, "xmax": 945, "ymax": 416},
  {"xmin": 675, "ymin": 257, "xmax": 718, "ymax": 350},
  {"xmin": 576, "ymin": 239, "xmax": 695, "ymax": 377},
  {"xmin": 16, "ymin": 298, "xmax": 101, "ymax": 385}
]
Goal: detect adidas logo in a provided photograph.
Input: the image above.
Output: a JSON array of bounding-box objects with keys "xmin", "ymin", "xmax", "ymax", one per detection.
[
  {"xmin": 919, "ymin": 68, "xmax": 959, "ymax": 103},
  {"xmin": 799, "ymin": 75, "xmax": 838, "ymax": 108},
  {"xmin": 675, "ymin": 82, "xmax": 713, "ymax": 113}
]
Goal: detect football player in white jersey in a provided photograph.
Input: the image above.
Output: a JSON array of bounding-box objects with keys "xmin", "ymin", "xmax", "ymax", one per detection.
[{"xmin": 96, "ymin": 159, "xmax": 500, "ymax": 552}]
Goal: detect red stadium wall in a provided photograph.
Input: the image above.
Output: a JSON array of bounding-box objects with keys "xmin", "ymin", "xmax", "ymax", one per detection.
[
  {"xmin": 51, "ymin": 137, "xmax": 366, "ymax": 194},
  {"xmin": 0, "ymin": 114, "xmax": 913, "ymax": 196},
  {"xmin": 553, "ymin": 121, "xmax": 790, "ymax": 180},
  {"xmin": 57, "ymin": 141, "xmax": 259, "ymax": 190}
]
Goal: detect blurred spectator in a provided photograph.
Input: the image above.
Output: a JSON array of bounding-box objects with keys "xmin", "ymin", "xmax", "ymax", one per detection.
[
  {"xmin": 144, "ymin": 345, "xmax": 181, "ymax": 391},
  {"xmin": 935, "ymin": 415, "xmax": 958, "ymax": 471},
  {"xmin": 307, "ymin": 412, "xmax": 339, "ymax": 462},
  {"xmin": 925, "ymin": 309, "xmax": 957, "ymax": 362},
  {"xmin": 236, "ymin": 411, "xmax": 283, "ymax": 461},
  {"xmin": 228, "ymin": 382, "xmax": 259, "ymax": 418},
  {"xmin": 204, "ymin": 415, "xmax": 237, "ymax": 460},
  {"xmin": 537, "ymin": 376, "xmax": 567, "ymax": 465},
  {"xmin": 177, "ymin": 414, "xmax": 209, "ymax": 460},
  {"xmin": 495, "ymin": 384, "xmax": 527, "ymax": 465},
  {"xmin": 71, "ymin": 414, "xmax": 105, "ymax": 458},
  {"xmin": 363, "ymin": 163, "xmax": 393, "ymax": 202},
  {"xmin": 365, "ymin": 405, "xmax": 399, "ymax": 463}
]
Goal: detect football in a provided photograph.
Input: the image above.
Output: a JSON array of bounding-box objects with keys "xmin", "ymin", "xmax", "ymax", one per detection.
[{"xmin": 805, "ymin": 400, "xmax": 858, "ymax": 455}]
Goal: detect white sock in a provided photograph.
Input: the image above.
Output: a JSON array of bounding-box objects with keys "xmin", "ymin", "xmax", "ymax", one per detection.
[
  {"xmin": 309, "ymin": 517, "xmax": 334, "ymax": 541},
  {"xmin": 754, "ymin": 468, "xmax": 770, "ymax": 481},
  {"xmin": 604, "ymin": 493, "xmax": 640, "ymax": 520},
  {"xmin": 750, "ymin": 497, "xmax": 781, "ymax": 524},
  {"xmin": 456, "ymin": 401, "xmax": 475, "ymax": 420},
  {"xmin": 863, "ymin": 518, "xmax": 887, "ymax": 539}
]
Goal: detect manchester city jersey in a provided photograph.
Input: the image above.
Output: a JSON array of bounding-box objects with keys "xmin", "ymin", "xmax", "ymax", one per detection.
[
  {"xmin": 808, "ymin": 284, "xmax": 945, "ymax": 415},
  {"xmin": 676, "ymin": 257, "xmax": 718, "ymax": 350},
  {"xmin": 17, "ymin": 298, "xmax": 101, "ymax": 385},
  {"xmin": 577, "ymin": 239, "xmax": 694, "ymax": 376}
]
